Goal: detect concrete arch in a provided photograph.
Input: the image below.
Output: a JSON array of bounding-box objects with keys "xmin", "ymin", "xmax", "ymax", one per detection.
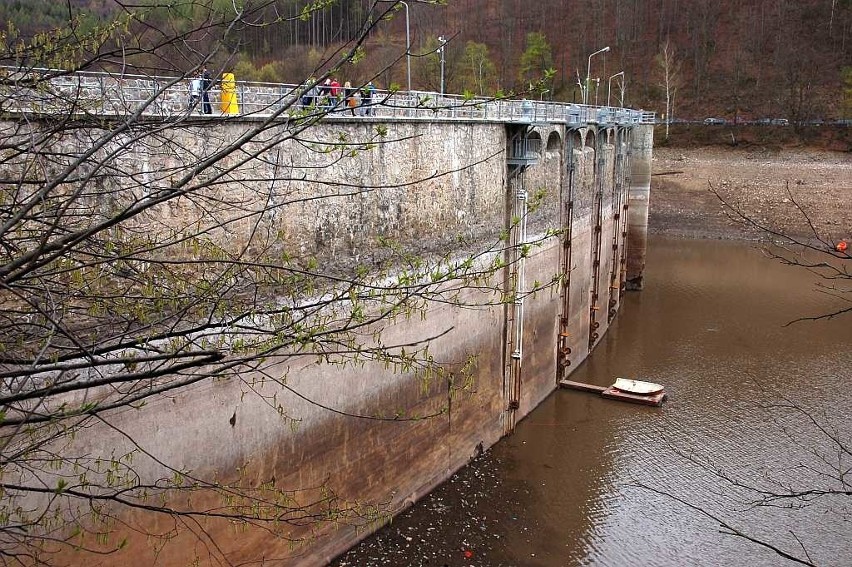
[
  {"xmin": 583, "ymin": 128, "xmax": 596, "ymax": 150},
  {"xmin": 529, "ymin": 126, "xmax": 547, "ymax": 138},
  {"xmin": 566, "ymin": 129, "xmax": 583, "ymax": 168},
  {"xmin": 568, "ymin": 129, "xmax": 582, "ymax": 152},
  {"xmin": 528, "ymin": 130, "xmax": 543, "ymax": 157},
  {"xmin": 546, "ymin": 130, "xmax": 562, "ymax": 152}
]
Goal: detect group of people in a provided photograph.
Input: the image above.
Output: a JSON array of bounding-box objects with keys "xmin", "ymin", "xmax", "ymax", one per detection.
[
  {"xmin": 300, "ymin": 78, "xmax": 377, "ymax": 116},
  {"xmin": 188, "ymin": 70, "xmax": 377, "ymax": 116},
  {"xmin": 188, "ymin": 68, "xmax": 213, "ymax": 114}
]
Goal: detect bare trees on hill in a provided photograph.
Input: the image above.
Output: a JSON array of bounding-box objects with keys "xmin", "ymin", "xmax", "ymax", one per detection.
[{"xmin": 3, "ymin": 0, "xmax": 850, "ymax": 117}]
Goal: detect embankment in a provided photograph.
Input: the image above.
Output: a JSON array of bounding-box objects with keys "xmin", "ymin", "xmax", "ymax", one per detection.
[{"xmin": 650, "ymin": 145, "xmax": 852, "ymax": 241}]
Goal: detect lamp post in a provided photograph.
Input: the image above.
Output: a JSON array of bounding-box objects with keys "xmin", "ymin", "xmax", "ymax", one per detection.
[
  {"xmin": 379, "ymin": 1, "xmax": 411, "ymax": 92},
  {"xmin": 401, "ymin": 1, "xmax": 411, "ymax": 92},
  {"xmin": 438, "ymin": 35, "xmax": 447, "ymax": 95},
  {"xmin": 607, "ymin": 71, "xmax": 624, "ymax": 107},
  {"xmin": 585, "ymin": 46, "xmax": 610, "ymax": 105}
]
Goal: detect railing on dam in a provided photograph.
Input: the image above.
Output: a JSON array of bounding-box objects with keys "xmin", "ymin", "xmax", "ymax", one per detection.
[{"xmin": 0, "ymin": 66, "xmax": 655, "ymax": 127}]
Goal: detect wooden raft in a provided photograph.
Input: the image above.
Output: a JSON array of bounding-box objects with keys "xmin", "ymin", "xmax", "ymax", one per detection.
[{"xmin": 559, "ymin": 380, "xmax": 668, "ymax": 407}]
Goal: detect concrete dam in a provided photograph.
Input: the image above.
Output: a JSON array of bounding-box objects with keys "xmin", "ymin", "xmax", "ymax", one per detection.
[{"xmin": 0, "ymin": 73, "xmax": 654, "ymax": 566}]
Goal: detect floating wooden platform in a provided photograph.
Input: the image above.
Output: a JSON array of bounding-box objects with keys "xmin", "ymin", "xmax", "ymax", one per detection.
[
  {"xmin": 559, "ymin": 380, "xmax": 668, "ymax": 407},
  {"xmin": 559, "ymin": 380, "xmax": 607, "ymax": 394}
]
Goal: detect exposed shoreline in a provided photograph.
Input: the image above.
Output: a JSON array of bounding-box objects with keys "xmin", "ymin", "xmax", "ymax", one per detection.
[{"xmin": 649, "ymin": 146, "xmax": 852, "ymax": 243}]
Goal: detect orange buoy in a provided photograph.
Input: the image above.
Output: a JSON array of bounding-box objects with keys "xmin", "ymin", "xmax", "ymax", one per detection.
[{"xmin": 837, "ymin": 240, "xmax": 848, "ymax": 252}]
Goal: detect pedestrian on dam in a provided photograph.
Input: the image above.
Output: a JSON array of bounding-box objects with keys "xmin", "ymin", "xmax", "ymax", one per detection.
[
  {"xmin": 319, "ymin": 78, "xmax": 332, "ymax": 110},
  {"xmin": 361, "ymin": 81, "xmax": 376, "ymax": 116},
  {"xmin": 201, "ymin": 68, "xmax": 213, "ymax": 114},
  {"xmin": 301, "ymin": 79, "xmax": 318, "ymax": 109},
  {"xmin": 344, "ymin": 81, "xmax": 359, "ymax": 115},
  {"xmin": 330, "ymin": 77, "xmax": 341, "ymax": 108},
  {"xmin": 188, "ymin": 74, "xmax": 202, "ymax": 111}
]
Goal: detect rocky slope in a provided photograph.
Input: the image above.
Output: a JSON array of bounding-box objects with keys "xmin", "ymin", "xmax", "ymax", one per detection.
[{"xmin": 649, "ymin": 147, "xmax": 852, "ymax": 244}]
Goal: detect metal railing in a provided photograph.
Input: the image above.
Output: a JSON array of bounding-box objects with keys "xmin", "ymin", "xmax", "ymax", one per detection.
[{"xmin": 0, "ymin": 67, "xmax": 655, "ymax": 127}]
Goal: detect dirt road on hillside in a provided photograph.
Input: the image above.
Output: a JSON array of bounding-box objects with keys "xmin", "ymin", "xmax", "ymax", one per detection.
[{"xmin": 650, "ymin": 147, "xmax": 852, "ymax": 243}]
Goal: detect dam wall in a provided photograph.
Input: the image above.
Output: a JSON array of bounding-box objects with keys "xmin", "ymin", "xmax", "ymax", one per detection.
[{"xmin": 1, "ymin": 114, "xmax": 652, "ymax": 566}]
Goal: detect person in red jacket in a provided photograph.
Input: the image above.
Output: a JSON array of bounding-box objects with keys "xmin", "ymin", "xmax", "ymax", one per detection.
[{"xmin": 330, "ymin": 78, "xmax": 341, "ymax": 108}]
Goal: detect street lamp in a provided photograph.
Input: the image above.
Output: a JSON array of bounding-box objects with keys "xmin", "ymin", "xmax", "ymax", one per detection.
[
  {"xmin": 379, "ymin": 1, "xmax": 411, "ymax": 92},
  {"xmin": 607, "ymin": 71, "xmax": 624, "ymax": 107},
  {"xmin": 585, "ymin": 46, "xmax": 610, "ymax": 105},
  {"xmin": 438, "ymin": 35, "xmax": 447, "ymax": 95},
  {"xmin": 401, "ymin": 1, "xmax": 411, "ymax": 92}
]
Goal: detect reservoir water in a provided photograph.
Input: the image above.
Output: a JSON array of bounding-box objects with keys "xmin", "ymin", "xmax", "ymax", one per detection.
[{"xmin": 334, "ymin": 236, "xmax": 852, "ymax": 567}]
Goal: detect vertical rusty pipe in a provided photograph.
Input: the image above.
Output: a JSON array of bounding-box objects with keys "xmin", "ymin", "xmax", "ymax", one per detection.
[{"xmin": 557, "ymin": 130, "xmax": 577, "ymax": 382}]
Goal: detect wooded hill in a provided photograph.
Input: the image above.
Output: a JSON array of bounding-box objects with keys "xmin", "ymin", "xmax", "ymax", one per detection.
[
  {"xmin": 2, "ymin": 0, "xmax": 850, "ymax": 122},
  {"xmin": 437, "ymin": 0, "xmax": 852, "ymax": 123}
]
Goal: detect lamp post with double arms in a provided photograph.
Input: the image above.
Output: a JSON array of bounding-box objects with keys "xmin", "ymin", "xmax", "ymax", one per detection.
[{"xmin": 585, "ymin": 46, "xmax": 610, "ymax": 105}]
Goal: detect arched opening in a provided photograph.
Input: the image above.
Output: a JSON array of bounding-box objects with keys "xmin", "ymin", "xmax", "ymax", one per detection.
[
  {"xmin": 546, "ymin": 130, "xmax": 562, "ymax": 152},
  {"xmin": 583, "ymin": 129, "xmax": 596, "ymax": 152},
  {"xmin": 528, "ymin": 130, "xmax": 543, "ymax": 158},
  {"xmin": 569, "ymin": 130, "xmax": 582, "ymax": 157}
]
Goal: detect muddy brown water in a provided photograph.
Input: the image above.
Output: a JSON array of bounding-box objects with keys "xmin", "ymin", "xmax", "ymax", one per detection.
[{"xmin": 333, "ymin": 236, "xmax": 852, "ymax": 567}]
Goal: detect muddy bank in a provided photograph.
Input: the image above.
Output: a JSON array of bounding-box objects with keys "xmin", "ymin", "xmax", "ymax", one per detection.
[{"xmin": 650, "ymin": 147, "xmax": 852, "ymax": 242}]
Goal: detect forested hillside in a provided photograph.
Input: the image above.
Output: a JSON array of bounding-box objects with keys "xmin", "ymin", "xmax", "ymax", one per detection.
[
  {"xmin": 2, "ymin": 0, "xmax": 850, "ymax": 121},
  {"xmin": 443, "ymin": 1, "xmax": 851, "ymax": 119},
  {"xmin": 0, "ymin": 0, "xmax": 114, "ymax": 33}
]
